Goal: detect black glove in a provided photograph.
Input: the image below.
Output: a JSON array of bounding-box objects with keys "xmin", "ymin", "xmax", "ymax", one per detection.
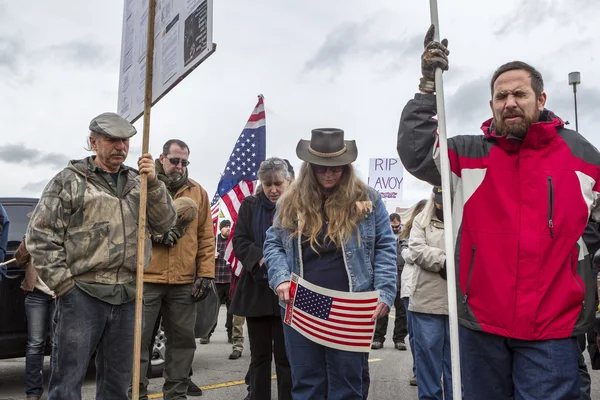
[
  {"xmin": 439, "ymin": 260, "xmax": 447, "ymax": 280},
  {"xmin": 192, "ymin": 277, "xmax": 213, "ymax": 302},
  {"xmin": 420, "ymin": 24, "xmax": 449, "ymax": 93},
  {"xmin": 152, "ymin": 228, "xmax": 180, "ymax": 247}
]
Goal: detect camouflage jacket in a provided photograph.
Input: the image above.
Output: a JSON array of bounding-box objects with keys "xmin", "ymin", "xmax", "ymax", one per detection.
[{"xmin": 26, "ymin": 157, "xmax": 176, "ymax": 296}]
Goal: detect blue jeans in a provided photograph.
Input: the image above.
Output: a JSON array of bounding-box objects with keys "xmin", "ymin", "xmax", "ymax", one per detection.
[
  {"xmin": 282, "ymin": 318, "xmax": 368, "ymax": 399},
  {"xmin": 412, "ymin": 312, "xmax": 452, "ymax": 400},
  {"xmin": 459, "ymin": 325, "xmax": 580, "ymax": 400},
  {"xmin": 403, "ymin": 297, "xmax": 416, "ymax": 376},
  {"xmin": 49, "ymin": 285, "xmax": 135, "ymax": 400},
  {"xmin": 24, "ymin": 289, "xmax": 55, "ymax": 398},
  {"xmin": 578, "ymin": 334, "xmax": 591, "ymax": 400}
]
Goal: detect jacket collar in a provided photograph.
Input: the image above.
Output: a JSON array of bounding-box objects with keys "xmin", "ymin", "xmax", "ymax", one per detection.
[{"xmin": 480, "ymin": 109, "xmax": 564, "ymax": 150}]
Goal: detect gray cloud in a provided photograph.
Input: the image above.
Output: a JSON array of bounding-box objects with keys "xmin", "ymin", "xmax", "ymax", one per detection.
[
  {"xmin": 0, "ymin": 36, "xmax": 108, "ymax": 78},
  {"xmin": 0, "ymin": 37, "xmax": 23, "ymax": 73},
  {"xmin": 494, "ymin": 0, "xmax": 599, "ymax": 36},
  {"xmin": 305, "ymin": 22, "xmax": 364, "ymax": 74},
  {"xmin": 304, "ymin": 17, "xmax": 423, "ymax": 76},
  {"xmin": 446, "ymin": 76, "xmax": 492, "ymax": 132},
  {"xmin": 42, "ymin": 40, "xmax": 107, "ymax": 66},
  {"xmin": 0, "ymin": 144, "xmax": 69, "ymax": 168},
  {"xmin": 22, "ymin": 180, "xmax": 49, "ymax": 193}
]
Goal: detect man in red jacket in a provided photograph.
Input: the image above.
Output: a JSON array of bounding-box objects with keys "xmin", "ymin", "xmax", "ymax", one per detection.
[{"xmin": 397, "ymin": 25, "xmax": 600, "ymax": 399}]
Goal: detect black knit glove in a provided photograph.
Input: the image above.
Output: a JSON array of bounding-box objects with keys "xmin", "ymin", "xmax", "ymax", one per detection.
[
  {"xmin": 192, "ymin": 277, "xmax": 213, "ymax": 302},
  {"xmin": 420, "ymin": 24, "xmax": 449, "ymax": 93},
  {"xmin": 439, "ymin": 260, "xmax": 447, "ymax": 280}
]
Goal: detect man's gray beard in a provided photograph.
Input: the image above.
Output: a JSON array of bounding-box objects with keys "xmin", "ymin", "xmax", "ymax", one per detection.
[{"xmin": 167, "ymin": 172, "xmax": 183, "ymax": 182}]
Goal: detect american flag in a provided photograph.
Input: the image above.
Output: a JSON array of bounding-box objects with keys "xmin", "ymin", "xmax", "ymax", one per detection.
[
  {"xmin": 210, "ymin": 192, "xmax": 221, "ymax": 237},
  {"xmin": 210, "ymin": 95, "xmax": 266, "ymax": 276},
  {"xmin": 284, "ymin": 274, "xmax": 380, "ymax": 353}
]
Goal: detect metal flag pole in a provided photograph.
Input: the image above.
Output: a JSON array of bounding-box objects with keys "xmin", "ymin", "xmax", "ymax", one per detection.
[
  {"xmin": 131, "ymin": 0, "xmax": 156, "ymax": 398},
  {"xmin": 429, "ymin": 0, "xmax": 462, "ymax": 396}
]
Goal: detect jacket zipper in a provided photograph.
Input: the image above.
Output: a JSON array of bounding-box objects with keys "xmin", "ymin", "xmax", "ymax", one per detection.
[
  {"xmin": 571, "ymin": 253, "xmax": 586, "ymax": 310},
  {"xmin": 462, "ymin": 245, "xmax": 476, "ymax": 313},
  {"xmin": 548, "ymin": 176, "xmax": 555, "ymax": 239},
  {"xmin": 114, "ymin": 199, "xmax": 127, "ymax": 283}
]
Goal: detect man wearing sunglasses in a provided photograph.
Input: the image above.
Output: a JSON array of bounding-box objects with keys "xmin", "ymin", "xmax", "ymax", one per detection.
[{"xmin": 133, "ymin": 139, "xmax": 216, "ymax": 399}]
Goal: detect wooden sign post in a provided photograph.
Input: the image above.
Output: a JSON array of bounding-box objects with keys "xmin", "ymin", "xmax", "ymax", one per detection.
[{"xmin": 131, "ymin": 0, "xmax": 156, "ymax": 398}]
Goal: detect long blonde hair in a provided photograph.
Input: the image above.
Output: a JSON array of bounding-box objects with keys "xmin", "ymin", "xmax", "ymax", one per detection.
[
  {"xmin": 399, "ymin": 199, "xmax": 427, "ymax": 240},
  {"xmin": 276, "ymin": 162, "xmax": 371, "ymax": 250}
]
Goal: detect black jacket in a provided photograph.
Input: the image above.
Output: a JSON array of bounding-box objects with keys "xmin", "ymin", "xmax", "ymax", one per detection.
[{"xmin": 229, "ymin": 195, "xmax": 280, "ymax": 317}]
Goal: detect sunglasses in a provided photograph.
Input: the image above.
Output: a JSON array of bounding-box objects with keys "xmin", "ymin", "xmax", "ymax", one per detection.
[
  {"xmin": 312, "ymin": 165, "xmax": 344, "ymax": 174},
  {"xmin": 261, "ymin": 159, "xmax": 286, "ymax": 168},
  {"xmin": 168, "ymin": 157, "xmax": 190, "ymax": 167}
]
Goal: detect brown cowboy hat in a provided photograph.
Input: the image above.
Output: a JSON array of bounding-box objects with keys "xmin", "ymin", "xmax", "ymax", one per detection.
[{"xmin": 296, "ymin": 128, "xmax": 358, "ymax": 167}]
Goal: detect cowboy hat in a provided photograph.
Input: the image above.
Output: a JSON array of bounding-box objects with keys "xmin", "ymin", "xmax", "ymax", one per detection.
[{"xmin": 296, "ymin": 128, "xmax": 358, "ymax": 167}]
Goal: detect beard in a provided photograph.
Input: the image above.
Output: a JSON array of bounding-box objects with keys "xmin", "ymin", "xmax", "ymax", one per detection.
[
  {"xmin": 167, "ymin": 170, "xmax": 183, "ymax": 182},
  {"xmin": 493, "ymin": 108, "xmax": 540, "ymax": 138}
]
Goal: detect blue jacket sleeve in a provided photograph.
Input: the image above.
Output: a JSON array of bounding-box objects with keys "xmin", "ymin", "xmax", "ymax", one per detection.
[
  {"xmin": 371, "ymin": 193, "xmax": 398, "ymax": 308},
  {"xmin": 263, "ymin": 208, "xmax": 292, "ymax": 292},
  {"xmin": 0, "ymin": 205, "xmax": 10, "ymax": 263}
]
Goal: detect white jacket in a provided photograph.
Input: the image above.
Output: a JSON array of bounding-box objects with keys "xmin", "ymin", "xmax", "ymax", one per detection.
[
  {"xmin": 405, "ymin": 199, "xmax": 447, "ymax": 315},
  {"xmin": 400, "ymin": 246, "xmax": 417, "ymax": 299}
]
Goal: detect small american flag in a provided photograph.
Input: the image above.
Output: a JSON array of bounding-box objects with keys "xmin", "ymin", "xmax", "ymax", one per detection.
[
  {"xmin": 284, "ymin": 274, "xmax": 380, "ymax": 353},
  {"xmin": 210, "ymin": 95, "xmax": 266, "ymax": 276},
  {"xmin": 210, "ymin": 192, "xmax": 221, "ymax": 237}
]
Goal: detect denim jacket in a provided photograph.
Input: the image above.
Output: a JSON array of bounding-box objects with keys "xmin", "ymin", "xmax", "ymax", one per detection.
[{"xmin": 263, "ymin": 189, "xmax": 397, "ymax": 308}]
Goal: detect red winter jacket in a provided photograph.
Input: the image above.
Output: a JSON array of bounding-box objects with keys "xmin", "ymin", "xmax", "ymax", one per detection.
[{"xmin": 398, "ymin": 93, "xmax": 600, "ymax": 341}]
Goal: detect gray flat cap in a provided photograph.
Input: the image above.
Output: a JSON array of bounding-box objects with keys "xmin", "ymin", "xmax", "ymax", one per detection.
[{"xmin": 89, "ymin": 112, "xmax": 137, "ymax": 139}]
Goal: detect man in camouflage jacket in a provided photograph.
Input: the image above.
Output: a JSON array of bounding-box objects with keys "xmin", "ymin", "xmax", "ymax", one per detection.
[{"xmin": 26, "ymin": 112, "xmax": 176, "ymax": 400}]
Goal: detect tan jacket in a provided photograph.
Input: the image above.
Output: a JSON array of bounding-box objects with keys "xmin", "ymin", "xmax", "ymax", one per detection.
[
  {"xmin": 405, "ymin": 203, "xmax": 447, "ymax": 315},
  {"xmin": 143, "ymin": 178, "xmax": 215, "ymax": 284}
]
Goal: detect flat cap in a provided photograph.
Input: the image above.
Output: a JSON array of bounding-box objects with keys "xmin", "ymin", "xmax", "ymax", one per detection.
[{"xmin": 89, "ymin": 112, "xmax": 137, "ymax": 139}]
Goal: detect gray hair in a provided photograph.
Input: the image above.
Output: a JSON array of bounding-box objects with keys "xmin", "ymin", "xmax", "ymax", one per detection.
[
  {"xmin": 258, "ymin": 157, "xmax": 291, "ymax": 181},
  {"xmin": 255, "ymin": 157, "xmax": 292, "ymax": 194},
  {"xmin": 85, "ymin": 131, "xmax": 100, "ymax": 152}
]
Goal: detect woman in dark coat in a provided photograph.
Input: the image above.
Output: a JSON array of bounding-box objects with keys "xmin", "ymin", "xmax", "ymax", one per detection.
[{"xmin": 230, "ymin": 157, "xmax": 293, "ymax": 400}]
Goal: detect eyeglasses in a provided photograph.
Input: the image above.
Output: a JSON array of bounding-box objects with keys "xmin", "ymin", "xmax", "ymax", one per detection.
[
  {"xmin": 168, "ymin": 157, "xmax": 190, "ymax": 167},
  {"xmin": 312, "ymin": 165, "xmax": 344, "ymax": 174}
]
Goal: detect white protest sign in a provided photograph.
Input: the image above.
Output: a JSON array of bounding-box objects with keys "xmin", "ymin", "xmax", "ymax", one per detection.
[
  {"xmin": 367, "ymin": 158, "xmax": 404, "ymax": 201},
  {"xmin": 118, "ymin": 0, "xmax": 215, "ymax": 122}
]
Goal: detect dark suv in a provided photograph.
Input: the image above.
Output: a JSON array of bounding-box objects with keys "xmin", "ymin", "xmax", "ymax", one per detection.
[{"xmin": 0, "ymin": 197, "xmax": 39, "ymax": 359}]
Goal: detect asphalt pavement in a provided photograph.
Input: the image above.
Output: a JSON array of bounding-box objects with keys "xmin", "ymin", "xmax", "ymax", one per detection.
[{"xmin": 0, "ymin": 306, "xmax": 599, "ymax": 399}]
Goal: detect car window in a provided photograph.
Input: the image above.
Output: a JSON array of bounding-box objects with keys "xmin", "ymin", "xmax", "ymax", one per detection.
[{"xmin": 1, "ymin": 204, "xmax": 36, "ymax": 244}]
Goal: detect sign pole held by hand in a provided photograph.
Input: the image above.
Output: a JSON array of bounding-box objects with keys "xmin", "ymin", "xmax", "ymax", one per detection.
[
  {"xmin": 428, "ymin": 0, "xmax": 463, "ymax": 397},
  {"xmin": 131, "ymin": 0, "xmax": 156, "ymax": 398}
]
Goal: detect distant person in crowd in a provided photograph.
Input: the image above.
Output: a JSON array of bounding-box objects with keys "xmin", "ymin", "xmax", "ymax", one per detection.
[
  {"xmin": 15, "ymin": 215, "xmax": 56, "ymax": 400},
  {"xmin": 231, "ymin": 157, "xmax": 294, "ymax": 400},
  {"xmin": 399, "ymin": 199, "xmax": 428, "ymax": 387},
  {"xmin": 372, "ymin": 212, "xmax": 408, "ymax": 351},
  {"xmin": 264, "ymin": 128, "xmax": 397, "ymax": 399},
  {"xmin": 133, "ymin": 139, "xmax": 215, "ymax": 399},
  {"xmin": 27, "ymin": 112, "xmax": 176, "ymax": 400},
  {"xmin": 398, "ymin": 24, "xmax": 600, "ymax": 399},
  {"xmin": 403, "ymin": 187, "xmax": 451, "ymax": 400}
]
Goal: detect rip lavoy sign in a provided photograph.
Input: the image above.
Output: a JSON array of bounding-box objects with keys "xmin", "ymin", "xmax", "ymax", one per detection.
[{"xmin": 367, "ymin": 158, "xmax": 404, "ymax": 201}]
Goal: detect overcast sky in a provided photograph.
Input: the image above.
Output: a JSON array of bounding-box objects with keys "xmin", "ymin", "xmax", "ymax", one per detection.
[{"xmin": 1, "ymin": 0, "xmax": 599, "ymax": 208}]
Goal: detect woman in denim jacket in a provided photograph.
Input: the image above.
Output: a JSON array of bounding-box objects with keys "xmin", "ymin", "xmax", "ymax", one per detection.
[{"xmin": 263, "ymin": 128, "xmax": 397, "ymax": 400}]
